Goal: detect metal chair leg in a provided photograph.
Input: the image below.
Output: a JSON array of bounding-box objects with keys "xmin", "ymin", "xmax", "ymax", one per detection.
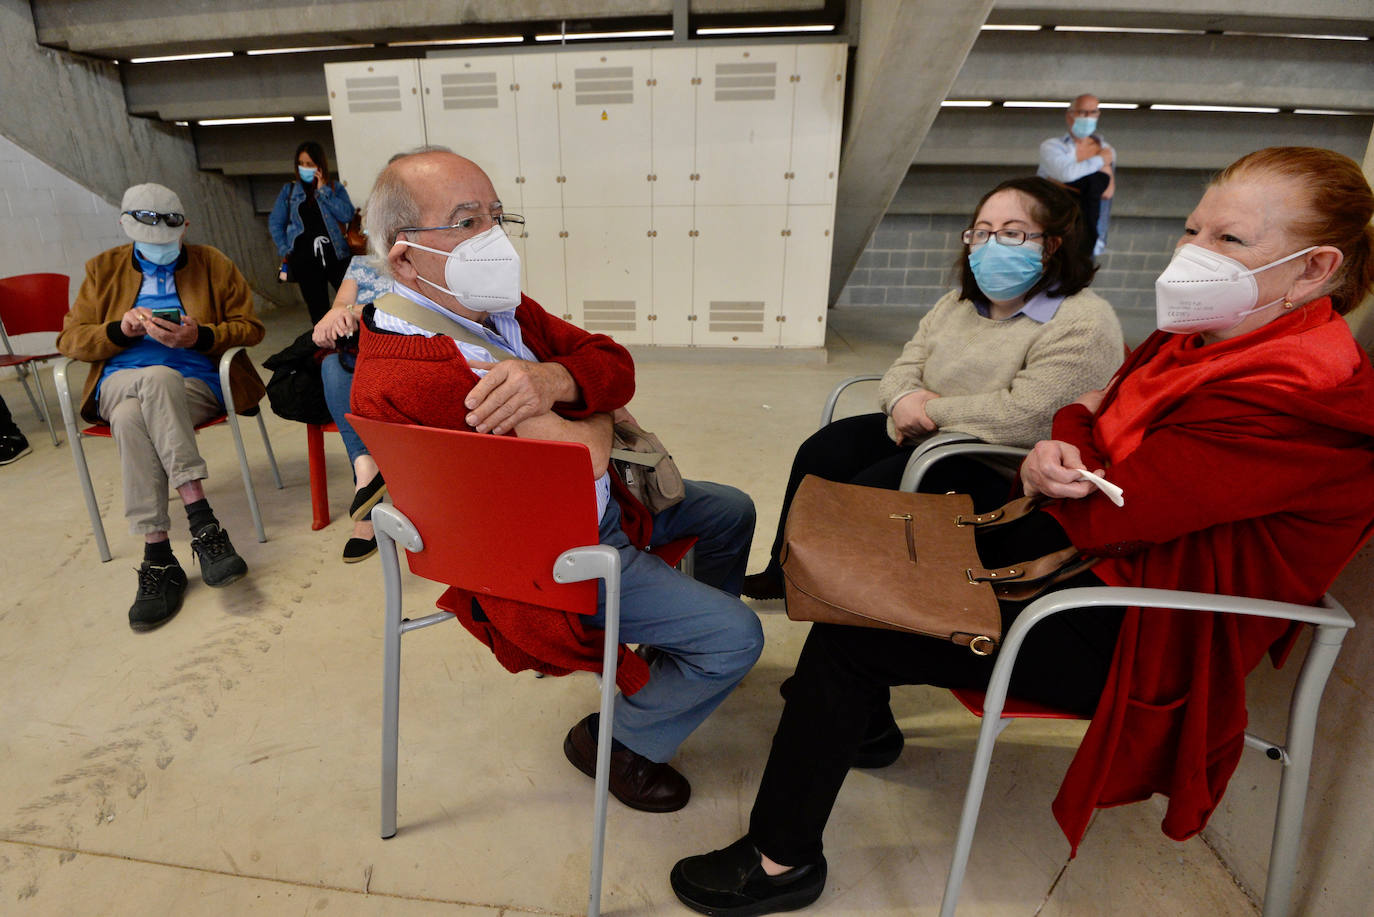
[
  {"xmin": 377, "ymin": 522, "xmax": 403, "ymax": 840},
  {"xmin": 1260, "ymin": 624, "xmax": 1348, "ymax": 917},
  {"xmin": 54, "ymin": 360, "xmax": 110, "ymax": 562},
  {"xmin": 256, "ymin": 411, "xmax": 284, "ymax": 489}
]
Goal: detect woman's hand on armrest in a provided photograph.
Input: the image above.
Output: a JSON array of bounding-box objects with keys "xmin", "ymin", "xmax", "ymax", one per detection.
[
  {"xmin": 890, "ymin": 389, "xmax": 939, "ymax": 445},
  {"xmin": 1021, "ymin": 440, "xmax": 1099, "ymax": 500}
]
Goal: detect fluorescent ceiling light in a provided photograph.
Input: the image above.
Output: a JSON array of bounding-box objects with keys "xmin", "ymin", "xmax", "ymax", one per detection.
[
  {"xmin": 1224, "ymin": 31, "xmax": 1367, "ymax": 41},
  {"xmin": 941, "ymin": 100, "xmax": 993, "ymax": 108},
  {"xmin": 1293, "ymin": 108, "xmax": 1360, "ymax": 116},
  {"xmin": 128, "ymin": 51, "xmax": 233, "ymax": 63},
  {"xmin": 1150, "ymin": 104, "xmax": 1280, "ymax": 113},
  {"xmin": 196, "ymin": 116, "xmax": 296, "ymax": 125},
  {"xmin": 1002, "ymin": 101, "xmax": 1068, "ymax": 108},
  {"xmin": 696, "ymin": 25, "xmax": 836, "ymax": 35},
  {"xmin": 246, "ymin": 44, "xmax": 372, "ymax": 56},
  {"xmin": 1098, "ymin": 102, "xmax": 1139, "ymax": 109},
  {"xmin": 980, "ymin": 24, "xmax": 1040, "ymax": 31},
  {"xmin": 387, "ymin": 36, "xmax": 523, "ymax": 47},
  {"xmin": 535, "ymin": 29, "xmax": 673, "ymax": 42},
  {"xmin": 1054, "ymin": 26, "xmax": 1205, "ymax": 35},
  {"xmin": 303, "ymin": 115, "xmax": 333, "ymax": 121}
]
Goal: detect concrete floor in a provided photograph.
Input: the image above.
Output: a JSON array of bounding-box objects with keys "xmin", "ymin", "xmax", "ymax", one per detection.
[{"xmin": 0, "ymin": 303, "xmax": 1255, "ymax": 916}]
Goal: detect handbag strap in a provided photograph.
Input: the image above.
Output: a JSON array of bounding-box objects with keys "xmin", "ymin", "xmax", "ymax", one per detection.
[
  {"xmin": 954, "ymin": 495, "xmax": 1041, "ymax": 529},
  {"xmin": 959, "ymin": 495, "xmax": 1101, "ymax": 600},
  {"xmin": 374, "ymin": 292, "xmax": 520, "ymax": 361}
]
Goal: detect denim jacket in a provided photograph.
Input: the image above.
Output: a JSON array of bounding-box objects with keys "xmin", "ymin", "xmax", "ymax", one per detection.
[{"xmin": 268, "ymin": 180, "xmax": 355, "ymax": 259}]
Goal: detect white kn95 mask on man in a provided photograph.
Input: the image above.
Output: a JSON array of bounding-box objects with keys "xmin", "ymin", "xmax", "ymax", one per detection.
[
  {"xmin": 395, "ymin": 225, "xmax": 522, "ymax": 312},
  {"xmin": 1154, "ymin": 242, "xmax": 1316, "ymax": 334}
]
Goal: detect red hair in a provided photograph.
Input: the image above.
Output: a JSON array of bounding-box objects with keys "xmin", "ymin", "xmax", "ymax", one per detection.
[{"xmin": 1214, "ymin": 147, "xmax": 1374, "ymax": 314}]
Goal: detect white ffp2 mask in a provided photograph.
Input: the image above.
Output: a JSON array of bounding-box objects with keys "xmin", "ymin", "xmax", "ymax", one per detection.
[
  {"xmin": 1154, "ymin": 243, "xmax": 1315, "ymax": 334},
  {"xmin": 395, "ymin": 225, "xmax": 522, "ymax": 312}
]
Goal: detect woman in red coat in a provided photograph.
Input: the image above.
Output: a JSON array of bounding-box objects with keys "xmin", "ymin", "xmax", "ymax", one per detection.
[{"xmin": 669, "ymin": 146, "xmax": 1374, "ymax": 915}]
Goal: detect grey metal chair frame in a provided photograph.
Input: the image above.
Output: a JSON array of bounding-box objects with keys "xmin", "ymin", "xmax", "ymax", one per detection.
[
  {"xmin": 0, "ymin": 319, "xmax": 60, "ymax": 446},
  {"xmin": 373, "ymin": 504, "xmax": 626, "ymax": 917},
  {"xmin": 53, "ymin": 348, "xmax": 282, "ymax": 563},
  {"xmin": 821, "ymin": 375, "xmax": 1353, "ymax": 917},
  {"xmin": 939, "ymin": 587, "xmax": 1354, "ymax": 917}
]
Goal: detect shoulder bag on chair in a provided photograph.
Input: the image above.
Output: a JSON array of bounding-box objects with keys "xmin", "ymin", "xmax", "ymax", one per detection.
[
  {"xmin": 780, "ymin": 476, "xmax": 1096, "ymax": 655},
  {"xmin": 375, "ymin": 293, "xmax": 685, "ymax": 512}
]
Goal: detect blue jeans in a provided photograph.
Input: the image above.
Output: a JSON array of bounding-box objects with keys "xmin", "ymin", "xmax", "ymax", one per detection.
[
  {"xmin": 321, "ymin": 353, "xmax": 368, "ymax": 472},
  {"xmin": 587, "ymin": 480, "xmax": 764, "ymax": 762}
]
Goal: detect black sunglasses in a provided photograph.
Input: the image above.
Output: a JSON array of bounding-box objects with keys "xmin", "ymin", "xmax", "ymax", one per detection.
[{"xmin": 123, "ymin": 210, "xmax": 186, "ymax": 228}]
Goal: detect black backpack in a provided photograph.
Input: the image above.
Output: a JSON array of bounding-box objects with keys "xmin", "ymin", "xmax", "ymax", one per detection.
[{"xmin": 261, "ymin": 330, "xmax": 333, "ymax": 425}]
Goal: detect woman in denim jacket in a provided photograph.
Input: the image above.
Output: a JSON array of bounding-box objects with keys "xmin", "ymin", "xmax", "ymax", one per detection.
[{"xmin": 268, "ymin": 141, "xmax": 355, "ymax": 324}]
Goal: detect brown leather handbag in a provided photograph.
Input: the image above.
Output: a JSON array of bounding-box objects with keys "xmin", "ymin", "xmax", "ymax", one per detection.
[
  {"xmin": 344, "ymin": 208, "xmax": 368, "ymax": 256},
  {"xmin": 780, "ymin": 476, "xmax": 1094, "ymax": 655}
]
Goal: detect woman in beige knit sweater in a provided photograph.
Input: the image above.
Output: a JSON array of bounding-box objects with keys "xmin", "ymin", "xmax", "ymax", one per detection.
[{"xmin": 743, "ymin": 176, "xmax": 1124, "ymax": 601}]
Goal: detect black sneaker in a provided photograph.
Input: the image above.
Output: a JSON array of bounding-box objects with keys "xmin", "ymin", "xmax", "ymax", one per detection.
[
  {"xmin": 190, "ymin": 524, "xmax": 248, "ymax": 587},
  {"xmin": 129, "ymin": 562, "xmax": 188, "ymax": 631},
  {"xmin": 671, "ymin": 836, "xmax": 826, "ymax": 917},
  {"xmin": 0, "ymin": 433, "xmax": 31, "ymax": 466}
]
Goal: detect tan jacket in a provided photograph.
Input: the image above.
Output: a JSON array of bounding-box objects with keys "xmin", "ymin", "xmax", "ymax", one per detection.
[{"xmin": 57, "ymin": 243, "xmax": 266, "ymax": 424}]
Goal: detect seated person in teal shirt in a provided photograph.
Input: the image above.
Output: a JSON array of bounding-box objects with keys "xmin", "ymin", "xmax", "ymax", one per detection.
[{"xmin": 57, "ymin": 183, "xmax": 266, "ymax": 632}]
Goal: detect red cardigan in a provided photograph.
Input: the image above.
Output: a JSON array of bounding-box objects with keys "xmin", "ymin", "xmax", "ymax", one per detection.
[
  {"xmin": 1042, "ymin": 299, "xmax": 1374, "ymax": 851},
  {"xmin": 350, "ymin": 294, "xmax": 655, "ymax": 694}
]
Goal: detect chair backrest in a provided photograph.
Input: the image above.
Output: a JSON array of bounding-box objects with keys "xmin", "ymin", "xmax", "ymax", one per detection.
[
  {"xmin": 0, "ymin": 273, "xmax": 70, "ymax": 338},
  {"xmin": 348, "ymin": 414, "xmax": 601, "ymax": 615}
]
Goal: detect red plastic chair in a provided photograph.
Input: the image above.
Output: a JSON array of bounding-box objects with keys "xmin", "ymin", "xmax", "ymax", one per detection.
[
  {"xmin": 351, "ymin": 414, "xmax": 694, "ymax": 917},
  {"xmin": 0, "ymin": 272, "xmax": 70, "ymax": 446},
  {"xmin": 306, "ymin": 420, "xmax": 340, "ymax": 529}
]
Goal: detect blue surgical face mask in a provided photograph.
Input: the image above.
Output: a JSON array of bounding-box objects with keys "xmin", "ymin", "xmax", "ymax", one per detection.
[
  {"xmin": 1070, "ymin": 116, "xmax": 1098, "ymax": 139},
  {"xmin": 968, "ymin": 239, "xmax": 1045, "ymax": 302},
  {"xmin": 134, "ymin": 240, "xmax": 182, "ymax": 265},
  {"xmin": 298, "ymin": 165, "xmax": 317, "ymax": 183}
]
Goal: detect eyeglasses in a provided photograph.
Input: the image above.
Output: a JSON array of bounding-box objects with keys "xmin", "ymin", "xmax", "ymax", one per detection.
[
  {"xmin": 398, "ymin": 213, "xmax": 525, "ymax": 237},
  {"xmin": 123, "ymin": 210, "xmax": 186, "ymax": 228},
  {"xmin": 1070, "ymin": 107, "xmax": 1101, "ymax": 117},
  {"xmin": 961, "ymin": 229, "xmax": 1045, "ymax": 247}
]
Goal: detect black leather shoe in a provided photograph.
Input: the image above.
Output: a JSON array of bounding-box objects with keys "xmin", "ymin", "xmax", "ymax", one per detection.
[
  {"xmin": 741, "ymin": 567, "xmax": 786, "ymax": 601},
  {"xmin": 0, "ymin": 433, "xmax": 31, "ymax": 466},
  {"xmin": 671, "ymin": 836, "xmax": 826, "ymax": 916},
  {"xmin": 853, "ymin": 704, "xmax": 904, "ymax": 769},
  {"xmin": 349, "ymin": 473, "xmax": 388, "ymax": 521},
  {"xmin": 563, "ymin": 714, "xmax": 691, "ymax": 813},
  {"xmin": 190, "ymin": 524, "xmax": 248, "ymax": 587},
  {"xmin": 129, "ymin": 562, "xmax": 187, "ymax": 631}
]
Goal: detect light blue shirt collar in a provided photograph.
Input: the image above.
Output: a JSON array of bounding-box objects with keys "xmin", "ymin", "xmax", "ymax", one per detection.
[{"xmin": 973, "ymin": 289, "xmax": 1065, "ymax": 323}]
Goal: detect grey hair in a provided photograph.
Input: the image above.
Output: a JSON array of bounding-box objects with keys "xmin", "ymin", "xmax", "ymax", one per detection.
[{"xmin": 363, "ymin": 145, "xmax": 456, "ymax": 264}]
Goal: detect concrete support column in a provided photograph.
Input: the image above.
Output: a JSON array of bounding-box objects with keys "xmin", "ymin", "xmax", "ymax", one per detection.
[{"xmin": 828, "ymin": 0, "xmax": 993, "ymax": 305}]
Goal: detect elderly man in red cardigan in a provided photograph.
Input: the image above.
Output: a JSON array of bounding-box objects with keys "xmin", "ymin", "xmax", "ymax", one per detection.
[{"xmin": 349, "ymin": 147, "xmax": 763, "ymax": 814}]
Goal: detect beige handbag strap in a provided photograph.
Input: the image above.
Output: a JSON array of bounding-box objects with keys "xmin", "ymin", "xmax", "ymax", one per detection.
[{"xmin": 374, "ymin": 292, "xmax": 519, "ymax": 361}]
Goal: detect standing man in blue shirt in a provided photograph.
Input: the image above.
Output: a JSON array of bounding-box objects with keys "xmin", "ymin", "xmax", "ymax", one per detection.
[
  {"xmin": 57, "ymin": 183, "xmax": 266, "ymax": 631},
  {"xmin": 1037, "ymin": 94, "xmax": 1115, "ymax": 257}
]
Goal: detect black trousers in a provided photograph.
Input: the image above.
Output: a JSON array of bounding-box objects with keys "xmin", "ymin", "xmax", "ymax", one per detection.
[
  {"xmin": 0, "ymin": 393, "xmax": 18, "ymax": 436},
  {"xmin": 764, "ymin": 413, "xmax": 1017, "ymax": 571},
  {"xmin": 291, "ymin": 244, "xmax": 348, "ymax": 325},
  {"xmin": 747, "ymin": 512, "xmax": 1123, "ymax": 866},
  {"xmin": 1065, "ymin": 172, "xmax": 1110, "ymax": 258}
]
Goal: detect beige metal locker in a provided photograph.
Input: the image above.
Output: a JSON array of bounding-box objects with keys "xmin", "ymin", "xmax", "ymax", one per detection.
[
  {"xmin": 556, "ymin": 49, "xmax": 652, "ymax": 210},
  {"xmin": 324, "ymin": 59, "xmax": 426, "ymax": 205},
  {"xmin": 649, "ymin": 205, "xmax": 695, "ymax": 346},
  {"xmin": 519, "ymin": 205, "xmax": 566, "ymax": 319},
  {"xmin": 785, "ymin": 44, "xmax": 846, "ymax": 207},
  {"xmin": 693, "ymin": 45, "xmax": 794, "ymax": 209},
  {"xmin": 691, "ymin": 205, "xmax": 786, "ymax": 347},
  {"xmin": 419, "ymin": 57, "xmax": 522, "ymax": 210},
  {"xmin": 562, "ymin": 207, "xmax": 654, "ymax": 344},
  {"xmin": 779, "ymin": 205, "xmax": 835, "ymax": 347},
  {"xmin": 511, "ymin": 54, "xmax": 563, "ymax": 210}
]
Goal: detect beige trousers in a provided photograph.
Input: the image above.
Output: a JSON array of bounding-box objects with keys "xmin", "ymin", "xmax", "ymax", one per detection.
[{"xmin": 97, "ymin": 366, "xmax": 222, "ymax": 535}]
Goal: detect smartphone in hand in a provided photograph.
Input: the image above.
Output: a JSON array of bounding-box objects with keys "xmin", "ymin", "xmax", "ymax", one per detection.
[{"xmin": 149, "ymin": 308, "xmax": 183, "ymax": 325}]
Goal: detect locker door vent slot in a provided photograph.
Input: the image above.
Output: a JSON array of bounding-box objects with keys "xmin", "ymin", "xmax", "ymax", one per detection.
[
  {"xmin": 708, "ymin": 301, "xmax": 765, "ymax": 333},
  {"xmin": 345, "ymin": 75, "xmax": 403, "ymax": 113},
  {"xmin": 714, "ymin": 62, "xmax": 777, "ymax": 102},
  {"xmin": 582, "ymin": 300, "xmax": 637, "ymax": 332},
  {"xmin": 575, "ymin": 66, "xmax": 635, "ymax": 106},
  {"xmin": 440, "ymin": 71, "xmax": 499, "ymax": 110}
]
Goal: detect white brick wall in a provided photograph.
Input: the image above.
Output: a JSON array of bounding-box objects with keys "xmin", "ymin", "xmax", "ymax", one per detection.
[{"xmin": 1, "ymin": 132, "xmax": 128, "ymax": 380}]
